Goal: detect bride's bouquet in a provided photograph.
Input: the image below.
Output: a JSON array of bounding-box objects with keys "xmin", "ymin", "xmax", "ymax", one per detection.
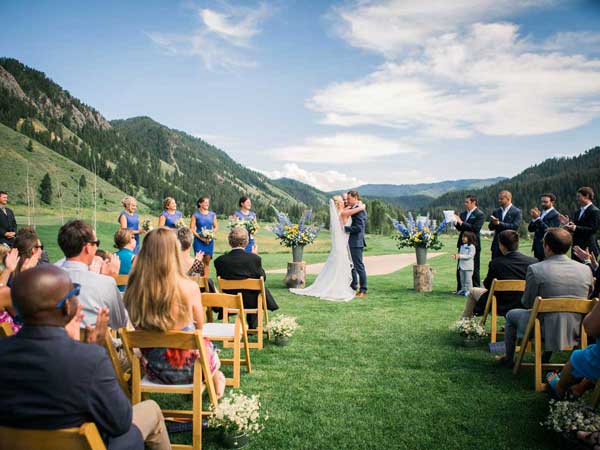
[
  {"xmin": 391, "ymin": 212, "xmax": 446, "ymax": 250},
  {"xmin": 270, "ymin": 208, "xmax": 321, "ymax": 247}
]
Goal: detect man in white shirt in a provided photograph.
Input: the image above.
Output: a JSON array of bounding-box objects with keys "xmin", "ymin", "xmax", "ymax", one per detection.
[{"xmin": 528, "ymin": 193, "xmax": 560, "ymax": 260}]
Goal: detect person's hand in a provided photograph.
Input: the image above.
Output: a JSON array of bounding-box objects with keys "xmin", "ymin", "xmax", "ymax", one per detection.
[
  {"xmin": 565, "ymin": 222, "xmax": 576, "ymax": 232},
  {"xmin": 21, "ymin": 251, "xmax": 41, "ymax": 272},
  {"xmin": 454, "ymin": 214, "xmax": 462, "ymax": 225},
  {"xmin": 251, "ymin": 244, "xmax": 258, "ymax": 254},
  {"xmin": 490, "ymin": 215, "xmax": 499, "ymax": 225},
  {"xmin": 4, "ymin": 231, "xmax": 15, "ymax": 239},
  {"xmin": 4, "ymin": 248, "xmax": 19, "ymax": 272},
  {"xmin": 139, "ymin": 229, "xmax": 147, "ymax": 234},
  {"xmin": 85, "ymin": 306, "xmax": 109, "ymax": 345},
  {"xmin": 195, "ymin": 251, "xmax": 205, "ymax": 260},
  {"xmin": 574, "ymin": 246, "xmax": 591, "ymax": 262},
  {"xmin": 65, "ymin": 304, "xmax": 85, "ymax": 341},
  {"xmin": 89, "ymin": 256, "xmax": 103, "ymax": 273},
  {"xmin": 530, "ymin": 208, "xmax": 541, "ymax": 219},
  {"xmin": 100, "ymin": 254, "xmax": 120, "ymax": 277},
  {"xmin": 451, "ymin": 254, "xmax": 457, "ymax": 260},
  {"xmin": 558, "ymin": 213, "xmax": 570, "ymax": 225}
]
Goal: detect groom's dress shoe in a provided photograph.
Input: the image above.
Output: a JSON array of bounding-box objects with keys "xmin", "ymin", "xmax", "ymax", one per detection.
[{"xmin": 356, "ymin": 292, "xmax": 367, "ymax": 298}]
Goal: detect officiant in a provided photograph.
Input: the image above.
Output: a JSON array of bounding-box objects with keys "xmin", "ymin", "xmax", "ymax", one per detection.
[{"xmin": 453, "ymin": 195, "xmax": 485, "ymax": 290}]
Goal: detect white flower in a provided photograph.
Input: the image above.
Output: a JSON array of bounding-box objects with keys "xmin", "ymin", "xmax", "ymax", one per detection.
[{"xmin": 267, "ymin": 315, "xmax": 300, "ymax": 338}]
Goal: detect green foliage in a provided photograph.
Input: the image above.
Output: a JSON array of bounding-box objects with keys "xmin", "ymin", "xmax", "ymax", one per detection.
[
  {"xmin": 78, "ymin": 174, "xmax": 87, "ymax": 190},
  {"xmin": 38, "ymin": 172, "xmax": 53, "ymax": 204}
]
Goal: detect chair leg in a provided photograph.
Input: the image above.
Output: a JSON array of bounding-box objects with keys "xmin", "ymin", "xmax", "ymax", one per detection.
[
  {"xmin": 491, "ymin": 299, "xmax": 497, "ymax": 344},
  {"xmin": 535, "ymin": 321, "xmax": 543, "ymax": 392},
  {"xmin": 192, "ymin": 382, "xmax": 202, "ymax": 450},
  {"xmin": 233, "ymin": 325, "xmax": 241, "ymax": 388}
]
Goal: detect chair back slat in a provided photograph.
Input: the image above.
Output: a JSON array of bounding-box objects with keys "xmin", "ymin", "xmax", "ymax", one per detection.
[
  {"xmin": 0, "ymin": 422, "xmax": 106, "ymax": 450},
  {"xmin": 202, "ymin": 293, "xmax": 244, "ymax": 310},
  {"xmin": 114, "ymin": 274, "xmax": 129, "ymax": 286},
  {"xmin": 121, "ymin": 329, "xmax": 201, "ymax": 350},
  {"xmin": 537, "ymin": 297, "xmax": 596, "ymax": 314},
  {"xmin": 218, "ymin": 277, "xmax": 264, "ymax": 291},
  {"xmin": 491, "ymin": 279, "xmax": 526, "ymax": 293},
  {"xmin": 0, "ymin": 322, "xmax": 14, "ymax": 338},
  {"xmin": 191, "ymin": 275, "xmax": 207, "ymax": 289}
]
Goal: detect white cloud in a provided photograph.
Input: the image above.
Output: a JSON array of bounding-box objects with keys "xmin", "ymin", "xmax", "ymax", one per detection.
[
  {"xmin": 147, "ymin": 2, "xmax": 273, "ymax": 70},
  {"xmin": 267, "ymin": 133, "xmax": 416, "ymax": 163},
  {"xmin": 259, "ymin": 163, "xmax": 366, "ymax": 191}
]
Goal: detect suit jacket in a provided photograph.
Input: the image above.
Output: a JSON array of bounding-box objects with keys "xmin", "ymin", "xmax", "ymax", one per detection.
[
  {"xmin": 489, "ymin": 205, "xmax": 522, "ymax": 257},
  {"xmin": 0, "ymin": 207, "xmax": 17, "ymax": 246},
  {"xmin": 455, "ymin": 208, "xmax": 484, "ymax": 249},
  {"xmin": 457, "ymin": 244, "xmax": 476, "ymax": 271},
  {"xmin": 345, "ymin": 209, "xmax": 367, "ymax": 248},
  {"xmin": 474, "ymin": 251, "xmax": 538, "ymax": 316},
  {"xmin": 520, "ymin": 254, "xmax": 593, "ymax": 351},
  {"xmin": 214, "ymin": 249, "xmax": 279, "ymax": 311},
  {"xmin": 528, "ymin": 208, "xmax": 560, "ymax": 260},
  {"xmin": 572, "ymin": 204, "xmax": 600, "ymax": 258},
  {"xmin": 0, "ymin": 326, "xmax": 142, "ymax": 450}
]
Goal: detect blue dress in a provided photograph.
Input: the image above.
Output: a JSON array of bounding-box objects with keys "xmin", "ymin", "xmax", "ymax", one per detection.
[
  {"xmin": 234, "ymin": 210, "xmax": 257, "ymax": 253},
  {"xmin": 115, "ymin": 248, "xmax": 135, "ymax": 292},
  {"xmin": 118, "ymin": 211, "xmax": 140, "ymax": 254},
  {"xmin": 193, "ymin": 211, "xmax": 216, "ymax": 256},
  {"xmin": 161, "ymin": 210, "xmax": 183, "ymax": 229}
]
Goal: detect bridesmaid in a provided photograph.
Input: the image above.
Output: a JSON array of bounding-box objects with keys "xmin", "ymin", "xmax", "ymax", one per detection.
[
  {"xmin": 233, "ymin": 195, "xmax": 257, "ymax": 253},
  {"xmin": 158, "ymin": 197, "xmax": 183, "ymax": 229},
  {"xmin": 190, "ymin": 196, "xmax": 218, "ymax": 276},
  {"xmin": 118, "ymin": 196, "xmax": 144, "ymax": 254}
]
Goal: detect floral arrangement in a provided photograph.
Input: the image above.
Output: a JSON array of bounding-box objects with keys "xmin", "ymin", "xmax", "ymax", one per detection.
[
  {"xmin": 542, "ymin": 399, "xmax": 600, "ymax": 433},
  {"xmin": 391, "ymin": 212, "xmax": 446, "ymax": 250},
  {"xmin": 200, "ymin": 227, "xmax": 216, "ymax": 241},
  {"xmin": 266, "ymin": 315, "xmax": 300, "ymax": 338},
  {"xmin": 450, "ymin": 317, "xmax": 487, "ymax": 340},
  {"xmin": 208, "ymin": 391, "xmax": 267, "ymax": 435},
  {"xmin": 175, "ymin": 217, "xmax": 187, "ymax": 229},
  {"xmin": 141, "ymin": 219, "xmax": 154, "ymax": 232},
  {"xmin": 229, "ymin": 216, "xmax": 259, "ymax": 236},
  {"xmin": 269, "ymin": 208, "xmax": 320, "ymax": 248}
]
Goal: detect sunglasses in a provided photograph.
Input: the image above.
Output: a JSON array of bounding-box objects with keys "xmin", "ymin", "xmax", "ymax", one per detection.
[
  {"xmin": 56, "ymin": 283, "xmax": 81, "ymax": 309},
  {"xmin": 34, "ymin": 244, "xmax": 44, "ymax": 250},
  {"xmin": 88, "ymin": 240, "xmax": 101, "ymax": 247}
]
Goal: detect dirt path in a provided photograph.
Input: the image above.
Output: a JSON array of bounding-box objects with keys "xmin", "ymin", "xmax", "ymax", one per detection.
[{"xmin": 267, "ymin": 252, "xmax": 445, "ymax": 276}]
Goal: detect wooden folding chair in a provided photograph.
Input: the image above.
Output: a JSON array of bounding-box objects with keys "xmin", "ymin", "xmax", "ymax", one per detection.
[
  {"xmin": 103, "ymin": 329, "xmax": 131, "ymax": 398},
  {"xmin": 0, "ymin": 322, "xmax": 13, "ymax": 338},
  {"xmin": 202, "ymin": 293, "xmax": 252, "ymax": 388},
  {"xmin": 217, "ymin": 277, "xmax": 270, "ymax": 349},
  {"xmin": 0, "ymin": 422, "xmax": 106, "ymax": 450},
  {"xmin": 120, "ymin": 329, "xmax": 219, "ymax": 450},
  {"xmin": 513, "ymin": 297, "xmax": 597, "ymax": 391},
  {"xmin": 479, "ymin": 279, "xmax": 526, "ymax": 343}
]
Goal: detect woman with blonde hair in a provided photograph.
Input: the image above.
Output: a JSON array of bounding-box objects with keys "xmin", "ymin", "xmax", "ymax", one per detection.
[
  {"xmin": 124, "ymin": 227, "xmax": 225, "ymax": 397},
  {"xmin": 118, "ymin": 196, "xmax": 144, "ymax": 254},
  {"xmin": 158, "ymin": 197, "xmax": 183, "ymax": 229}
]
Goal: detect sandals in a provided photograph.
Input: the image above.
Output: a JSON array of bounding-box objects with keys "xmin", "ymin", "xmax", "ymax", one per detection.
[{"xmin": 545, "ymin": 371, "xmax": 580, "ymax": 400}]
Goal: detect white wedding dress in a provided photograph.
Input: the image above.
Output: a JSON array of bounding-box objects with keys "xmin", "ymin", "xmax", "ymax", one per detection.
[{"xmin": 289, "ymin": 199, "xmax": 355, "ymax": 301}]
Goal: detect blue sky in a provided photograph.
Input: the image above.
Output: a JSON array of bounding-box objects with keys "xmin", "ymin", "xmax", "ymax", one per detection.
[{"xmin": 1, "ymin": 0, "xmax": 600, "ymax": 191}]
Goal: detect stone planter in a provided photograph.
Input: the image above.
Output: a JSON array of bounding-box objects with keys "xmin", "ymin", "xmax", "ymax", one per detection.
[
  {"xmin": 292, "ymin": 245, "xmax": 304, "ymax": 263},
  {"xmin": 415, "ymin": 246, "xmax": 427, "ymax": 265}
]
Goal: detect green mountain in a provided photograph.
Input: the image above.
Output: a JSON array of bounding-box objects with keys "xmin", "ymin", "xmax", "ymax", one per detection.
[
  {"xmin": 430, "ymin": 147, "xmax": 600, "ymax": 215},
  {"xmin": 270, "ymin": 178, "xmax": 329, "ymax": 207},
  {"xmin": 352, "ymin": 178, "xmax": 506, "ymax": 198}
]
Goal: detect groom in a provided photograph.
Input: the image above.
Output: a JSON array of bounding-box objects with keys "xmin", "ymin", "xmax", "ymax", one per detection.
[{"xmin": 345, "ymin": 190, "xmax": 368, "ymax": 297}]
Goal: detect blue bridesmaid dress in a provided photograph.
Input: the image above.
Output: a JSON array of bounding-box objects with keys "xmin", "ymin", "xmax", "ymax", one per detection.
[
  {"xmin": 161, "ymin": 210, "xmax": 183, "ymax": 229},
  {"xmin": 193, "ymin": 210, "xmax": 216, "ymax": 256},
  {"xmin": 118, "ymin": 211, "xmax": 140, "ymax": 254},
  {"xmin": 234, "ymin": 210, "xmax": 257, "ymax": 253}
]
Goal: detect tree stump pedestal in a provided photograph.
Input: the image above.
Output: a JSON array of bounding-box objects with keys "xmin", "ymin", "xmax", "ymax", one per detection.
[
  {"xmin": 285, "ymin": 262, "xmax": 306, "ymax": 288},
  {"xmin": 413, "ymin": 264, "xmax": 433, "ymax": 292}
]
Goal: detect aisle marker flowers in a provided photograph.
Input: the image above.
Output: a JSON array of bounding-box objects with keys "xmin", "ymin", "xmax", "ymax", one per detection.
[
  {"xmin": 208, "ymin": 391, "xmax": 267, "ymax": 435},
  {"xmin": 450, "ymin": 317, "xmax": 487, "ymax": 340},
  {"xmin": 269, "ymin": 208, "xmax": 321, "ymax": 247},
  {"xmin": 391, "ymin": 212, "xmax": 446, "ymax": 250},
  {"xmin": 542, "ymin": 399, "xmax": 600, "ymax": 433},
  {"xmin": 266, "ymin": 315, "xmax": 300, "ymax": 339}
]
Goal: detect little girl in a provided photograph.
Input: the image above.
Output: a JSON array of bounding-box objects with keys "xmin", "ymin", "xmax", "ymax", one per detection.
[{"xmin": 452, "ymin": 231, "xmax": 476, "ymax": 296}]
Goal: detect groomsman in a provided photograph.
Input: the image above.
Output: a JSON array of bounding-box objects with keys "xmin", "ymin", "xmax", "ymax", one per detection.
[
  {"xmin": 454, "ymin": 195, "xmax": 485, "ymax": 289},
  {"xmin": 0, "ymin": 191, "xmax": 17, "ymax": 247},
  {"xmin": 562, "ymin": 186, "xmax": 600, "ymax": 262},
  {"xmin": 489, "ymin": 190, "xmax": 522, "ymax": 259},
  {"xmin": 528, "ymin": 193, "xmax": 560, "ymax": 261}
]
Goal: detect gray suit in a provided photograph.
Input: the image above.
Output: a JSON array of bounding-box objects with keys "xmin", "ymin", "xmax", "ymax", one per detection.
[{"xmin": 505, "ymin": 254, "xmax": 593, "ymax": 358}]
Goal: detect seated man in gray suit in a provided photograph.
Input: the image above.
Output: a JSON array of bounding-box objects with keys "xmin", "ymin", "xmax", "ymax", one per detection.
[{"xmin": 497, "ymin": 228, "xmax": 593, "ymax": 368}]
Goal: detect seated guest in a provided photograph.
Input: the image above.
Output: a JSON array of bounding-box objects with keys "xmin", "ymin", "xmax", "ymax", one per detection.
[
  {"xmin": 0, "ymin": 265, "xmax": 171, "ymax": 450},
  {"xmin": 11, "ymin": 226, "xmax": 44, "ymax": 281},
  {"xmin": 574, "ymin": 246, "xmax": 600, "ymax": 300},
  {"xmin": 56, "ymin": 220, "xmax": 128, "ymax": 330},
  {"xmin": 114, "ymin": 229, "xmax": 136, "ymax": 292},
  {"xmin": 214, "ymin": 227, "xmax": 279, "ymax": 329},
  {"xmin": 497, "ymin": 228, "xmax": 593, "ymax": 368},
  {"xmin": 176, "ymin": 227, "xmax": 216, "ymax": 293},
  {"xmin": 124, "ymin": 228, "xmax": 225, "ymax": 398},
  {"xmin": 461, "ymin": 230, "xmax": 537, "ymax": 318}
]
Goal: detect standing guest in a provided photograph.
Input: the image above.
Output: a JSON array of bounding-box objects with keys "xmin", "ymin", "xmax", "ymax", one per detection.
[
  {"xmin": 56, "ymin": 220, "xmax": 128, "ymax": 330},
  {"xmin": 118, "ymin": 196, "xmax": 145, "ymax": 254},
  {"xmin": 214, "ymin": 227, "xmax": 279, "ymax": 329},
  {"xmin": 528, "ymin": 193, "xmax": 560, "ymax": 261},
  {"xmin": 176, "ymin": 227, "xmax": 216, "ymax": 293},
  {"xmin": 0, "ymin": 265, "xmax": 171, "ymax": 450},
  {"xmin": 190, "ymin": 196, "xmax": 218, "ymax": 276},
  {"xmin": 124, "ymin": 228, "xmax": 225, "ymax": 398},
  {"xmin": 233, "ymin": 196, "xmax": 257, "ymax": 253},
  {"xmin": 489, "ymin": 190, "xmax": 522, "ymax": 259},
  {"xmin": 497, "ymin": 228, "xmax": 593, "ymax": 368},
  {"xmin": 561, "ymin": 186, "xmax": 600, "ymax": 262},
  {"xmin": 452, "ymin": 231, "xmax": 476, "ymax": 296},
  {"xmin": 114, "ymin": 229, "xmax": 136, "ymax": 292},
  {"xmin": 158, "ymin": 197, "xmax": 183, "ymax": 229},
  {"xmin": 454, "ymin": 194, "xmax": 485, "ymax": 289},
  {"xmin": 0, "ymin": 191, "xmax": 17, "ymax": 247}
]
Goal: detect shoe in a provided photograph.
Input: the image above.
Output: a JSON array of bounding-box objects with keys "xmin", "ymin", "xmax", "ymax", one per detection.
[
  {"xmin": 356, "ymin": 292, "xmax": 367, "ymax": 298},
  {"xmin": 494, "ymin": 355, "xmax": 514, "ymax": 369}
]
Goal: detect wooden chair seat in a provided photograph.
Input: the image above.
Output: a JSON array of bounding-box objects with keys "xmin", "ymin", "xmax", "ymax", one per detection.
[
  {"xmin": 0, "ymin": 422, "xmax": 106, "ymax": 450},
  {"xmin": 140, "ymin": 376, "xmax": 194, "ymax": 390},
  {"xmin": 203, "ymin": 322, "xmax": 236, "ymax": 338}
]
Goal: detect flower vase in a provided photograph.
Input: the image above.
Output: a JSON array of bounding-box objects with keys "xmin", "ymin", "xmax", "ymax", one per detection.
[
  {"xmin": 221, "ymin": 431, "xmax": 249, "ymax": 449},
  {"xmin": 292, "ymin": 245, "xmax": 304, "ymax": 263},
  {"xmin": 415, "ymin": 246, "xmax": 427, "ymax": 265},
  {"xmin": 273, "ymin": 335, "xmax": 289, "ymax": 346}
]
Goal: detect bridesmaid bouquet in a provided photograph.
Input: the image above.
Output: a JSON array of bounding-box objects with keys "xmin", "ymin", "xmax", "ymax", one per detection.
[
  {"xmin": 391, "ymin": 212, "xmax": 446, "ymax": 250},
  {"xmin": 175, "ymin": 218, "xmax": 187, "ymax": 229},
  {"xmin": 141, "ymin": 219, "xmax": 154, "ymax": 232},
  {"xmin": 229, "ymin": 216, "xmax": 259, "ymax": 236},
  {"xmin": 200, "ymin": 227, "xmax": 216, "ymax": 241},
  {"xmin": 269, "ymin": 208, "xmax": 320, "ymax": 247}
]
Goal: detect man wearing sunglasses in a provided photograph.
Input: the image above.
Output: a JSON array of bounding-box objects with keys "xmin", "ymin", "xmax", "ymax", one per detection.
[
  {"xmin": 56, "ymin": 220, "xmax": 128, "ymax": 330},
  {"xmin": 0, "ymin": 265, "xmax": 171, "ymax": 450}
]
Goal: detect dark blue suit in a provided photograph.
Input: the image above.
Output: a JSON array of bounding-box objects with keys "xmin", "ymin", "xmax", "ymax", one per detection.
[
  {"xmin": 0, "ymin": 326, "xmax": 143, "ymax": 450},
  {"xmin": 528, "ymin": 208, "xmax": 560, "ymax": 260},
  {"xmin": 489, "ymin": 205, "xmax": 522, "ymax": 259},
  {"xmin": 345, "ymin": 209, "xmax": 367, "ymax": 293}
]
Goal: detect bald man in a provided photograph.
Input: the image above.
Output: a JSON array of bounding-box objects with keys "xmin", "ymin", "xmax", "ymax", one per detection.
[{"xmin": 0, "ymin": 266, "xmax": 171, "ymax": 450}]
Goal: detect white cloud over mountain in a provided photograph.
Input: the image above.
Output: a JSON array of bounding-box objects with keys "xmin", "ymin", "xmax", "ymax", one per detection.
[{"xmin": 259, "ymin": 163, "xmax": 366, "ymax": 191}]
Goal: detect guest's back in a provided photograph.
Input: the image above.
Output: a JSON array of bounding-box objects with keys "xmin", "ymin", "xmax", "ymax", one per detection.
[{"xmin": 214, "ymin": 248, "xmax": 264, "ymax": 280}]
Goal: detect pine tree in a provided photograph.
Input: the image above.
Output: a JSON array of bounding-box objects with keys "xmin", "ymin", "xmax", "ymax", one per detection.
[
  {"xmin": 79, "ymin": 174, "xmax": 87, "ymax": 190},
  {"xmin": 26, "ymin": 139, "xmax": 34, "ymax": 152},
  {"xmin": 39, "ymin": 172, "xmax": 53, "ymax": 205}
]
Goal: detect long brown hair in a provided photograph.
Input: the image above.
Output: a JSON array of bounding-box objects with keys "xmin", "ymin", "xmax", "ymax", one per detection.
[{"xmin": 124, "ymin": 227, "xmax": 190, "ymax": 331}]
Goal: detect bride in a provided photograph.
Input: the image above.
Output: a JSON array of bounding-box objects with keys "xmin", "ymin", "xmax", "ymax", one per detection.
[{"xmin": 290, "ymin": 195, "xmax": 366, "ymax": 301}]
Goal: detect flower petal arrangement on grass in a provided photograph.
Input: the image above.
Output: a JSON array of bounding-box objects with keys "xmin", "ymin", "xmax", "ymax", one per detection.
[
  {"xmin": 266, "ymin": 315, "xmax": 300, "ymax": 339},
  {"xmin": 450, "ymin": 317, "xmax": 487, "ymax": 340},
  {"xmin": 208, "ymin": 391, "xmax": 267, "ymax": 435},
  {"xmin": 542, "ymin": 399, "xmax": 600, "ymax": 433},
  {"xmin": 269, "ymin": 208, "xmax": 321, "ymax": 248},
  {"xmin": 229, "ymin": 216, "xmax": 259, "ymax": 236},
  {"xmin": 200, "ymin": 227, "xmax": 216, "ymax": 241},
  {"xmin": 391, "ymin": 212, "xmax": 446, "ymax": 250}
]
